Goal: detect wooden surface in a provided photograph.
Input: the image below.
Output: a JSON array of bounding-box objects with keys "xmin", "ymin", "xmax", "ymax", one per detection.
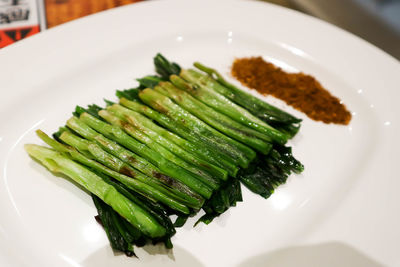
[{"xmin": 45, "ymin": 0, "xmax": 143, "ymax": 28}]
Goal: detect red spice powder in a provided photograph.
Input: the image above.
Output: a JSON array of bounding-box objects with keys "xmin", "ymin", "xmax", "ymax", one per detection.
[{"xmin": 231, "ymin": 57, "xmax": 351, "ymax": 125}]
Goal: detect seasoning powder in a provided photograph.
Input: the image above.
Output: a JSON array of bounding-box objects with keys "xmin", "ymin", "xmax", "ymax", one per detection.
[{"xmin": 231, "ymin": 57, "xmax": 351, "ymax": 125}]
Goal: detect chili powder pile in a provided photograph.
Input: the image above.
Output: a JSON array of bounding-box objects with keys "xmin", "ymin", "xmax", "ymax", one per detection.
[{"xmin": 231, "ymin": 57, "xmax": 351, "ymax": 125}]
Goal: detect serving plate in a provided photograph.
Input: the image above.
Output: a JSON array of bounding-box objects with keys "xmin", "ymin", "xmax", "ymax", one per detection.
[{"xmin": 0, "ymin": 0, "xmax": 399, "ymax": 266}]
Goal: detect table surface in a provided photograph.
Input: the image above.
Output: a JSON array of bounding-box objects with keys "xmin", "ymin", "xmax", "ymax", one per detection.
[{"xmin": 45, "ymin": 0, "xmax": 143, "ymax": 28}]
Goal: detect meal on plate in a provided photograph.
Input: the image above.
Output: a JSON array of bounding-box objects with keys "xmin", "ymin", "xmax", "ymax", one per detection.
[{"xmin": 25, "ymin": 54, "xmax": 304, "ymax": 257}]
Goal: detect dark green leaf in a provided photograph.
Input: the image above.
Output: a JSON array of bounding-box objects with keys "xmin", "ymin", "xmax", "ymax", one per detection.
[{"xmin": 154, "ymin": 53, "xmax": 181, "ymax": 79}]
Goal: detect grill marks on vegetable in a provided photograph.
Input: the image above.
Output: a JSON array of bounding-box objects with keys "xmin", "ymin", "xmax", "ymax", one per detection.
[
  {"xmin": 127, "ymin": 156, "xmax": 137, "ymax": 165},
  {"xmin": 152, "ymin": 171, "xmax": 178, "ymax": 187},
  {"xmin": 120, "ymin": 166, "xmax": 136, "ymax": 178}
]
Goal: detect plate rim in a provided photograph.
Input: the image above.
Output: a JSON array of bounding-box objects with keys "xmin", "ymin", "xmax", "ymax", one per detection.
[{"xmin": 0, "ymin": 0, "xmax": 399, "ymax": 266}]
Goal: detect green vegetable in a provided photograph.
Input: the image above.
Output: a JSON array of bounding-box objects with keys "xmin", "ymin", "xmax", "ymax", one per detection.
[
  {"xmin": 178, "ymin": 69, "xmax": 289, "ymax": 145},
  {"xmin": 26, "ymin": 54, "xmax": 305, "ymax": 255},
  {"xmin": 138, "ymin": 88, "xmax": 256, "ymax": 168},
  {"xmin": 156, "ymin": 80, "xmax": 272, "ymax": 154},
  {"xmin": 99, "ymin": 109, "xmax": 220, "ymax": 191},
  {"xmin": 107, "ymin": 104, "xmax": 228, "ymax": 181},
  {"xmin": 55, "ymin": 130, "xmax": 191, "ymax": 214},
  {"xmin": 137, "ymin": 75, "xmax": 164, "ymax": 89},
  {"xmin": 195, "ymin": 178, "xmax": 242, "ymax": 226},
  {"xmin": 118, "ymin": 97, "xmax": 239, "ymax": 176},
  {"xmin": 92, "ymin": 195, "xmax": 137, "ymax": 257},
  {"xmin": 193, "ymin": 62, "xmax": 302, "ymax": 126},
  {"xmin": 25, "ymin": 144, "xmax": 166, "ymax": 238},
  {"xmin": 192, "ymin": 64, "xmax": 302, "ymax": 137},
  {"xmin": 173, "ymin": 215, "xmax": 189, "ymax": 228},
  {"xmin": 154, "ymin": 53, "xmax": 181, "ymax": 79},
  {"xmin": 97, "ymin": 172, "xmax": 176, "ymax": 238},
  {"xmin": 238, "ymin": 145, "xmax": 304, "ymax": 198},
  {"xmin": 78, "ymin": 112, "xmax": 212, "ymax": 199},
  {"xmin": 65, "ymin": 116, "xmax": 204, "ymax": 209}
]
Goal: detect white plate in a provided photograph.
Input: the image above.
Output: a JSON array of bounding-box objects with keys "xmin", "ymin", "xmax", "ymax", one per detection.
[{"xmin": 1, "ymin": 0, "xmax": 399, "ymax": 266}]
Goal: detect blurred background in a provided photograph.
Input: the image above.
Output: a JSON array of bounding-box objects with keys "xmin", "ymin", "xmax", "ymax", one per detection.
[{"xmin": 1, "ymin": 0, "xmax": 399, "ymax": 59}]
